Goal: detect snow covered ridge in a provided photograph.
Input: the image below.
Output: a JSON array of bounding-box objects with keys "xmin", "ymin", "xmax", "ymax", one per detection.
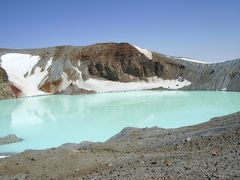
[
  {"xmin": 0, "ymin": 53, "xmax": 191, "ymax": 97},
  {"xmin": 165, "ymin": 56, "xmax": 210, "ymax": 64},
  {"xmin": 175, "ymin": 57, "xmax": 210, "ymax": 64},
  {"xmin": 174, "ymin": 57, "xmax": 240, "ymax": 64},
  {"xmin": 0, "ymin": 53, "xmax": 52, "ymax": 96},
  {"xmin": 133, "ymin": 45, "xmax": 153, "ymax": 59},
  {"xmin": 168, "ymin": 56, "xmax": 230, "ymax": 64},
  {"xmin": 133, "ymin": 45, "xmax": 207, "ymax": 64}
]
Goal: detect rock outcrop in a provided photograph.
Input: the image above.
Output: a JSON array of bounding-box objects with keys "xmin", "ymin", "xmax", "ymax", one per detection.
[
  {"xmin": 0, "ymin": 67, "xmax": 14, "ymax": 99},
  {"xmin": 0, "ymin": 134, "xmax": 22, "ymax": 145},
  {"xmin": 173, "ymin": 58, "xmax": 240, "ymax": 91},
  {"xmin": 0, "ymin": 43, "xmax": 239, "ymax": 99}
]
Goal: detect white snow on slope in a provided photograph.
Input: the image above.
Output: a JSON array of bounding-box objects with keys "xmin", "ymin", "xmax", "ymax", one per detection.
[
  {"xmin": 1, "ymin": 53, "xmax": 52, "ymax": 97},
  {"xmin": 0, "ymin": 156, "xmax": 9, "ymax": 159},
  {"xmin": 175, "ymin": 57, "xmax": 233, "ymax": 64},
  {"xmin": 176, "ymin": 57, "xmax": 210, "ymax": 64},
  {"xmin": 166, "ymin": 55, "xmax": 213, "ymax": 64},
  {"xmin": 133, "ymin": 45, "xmax": 153, "ymax": 59},
  {"xmin": 76, "ymin": 77, "xmax": 191, "ymax": 93},
  {"xmin": 0, "ymin": 53, "xmax": 191, "ymax": 97}
]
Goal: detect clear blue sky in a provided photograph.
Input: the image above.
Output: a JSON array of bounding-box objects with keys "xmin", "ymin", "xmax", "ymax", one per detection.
[{"xmin": 1, "ymin": 0, "xmax": 240, "ymax": 62}]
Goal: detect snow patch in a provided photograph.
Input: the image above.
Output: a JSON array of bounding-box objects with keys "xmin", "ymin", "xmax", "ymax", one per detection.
[
  {"xmin": 0, "ymin": 156, "xmax": 9, "ymax": 159},
  {"xmin": 133, "ymin": 45, "xmax": 153, "ymax": 59},
  {"xmin": 76, "ymin": 77, "xmax": 191, "ymax": 93},
  {"xmin": 0, "ymin": 53, "xmax": 53, "ymax": 97},
  {"xmin": 175, "ymin": 57, "xmax": 210, "ymax": 64},
  {"xmin": 167, "ymin": 56, "xmax": 230, "ymax": 64}
]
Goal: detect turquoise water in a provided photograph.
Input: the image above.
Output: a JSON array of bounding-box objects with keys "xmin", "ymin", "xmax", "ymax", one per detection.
[{"xmin": 0, "ymin": 90, "xmax": 240, "ymax": 153}]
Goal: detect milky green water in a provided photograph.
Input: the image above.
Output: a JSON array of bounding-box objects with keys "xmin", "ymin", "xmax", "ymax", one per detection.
[{"xmin": 0, "ymin": 90, "xmax": 240, "ymax": 153}]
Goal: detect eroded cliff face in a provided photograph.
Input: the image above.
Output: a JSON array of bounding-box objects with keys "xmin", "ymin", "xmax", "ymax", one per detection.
[
  {"xmin": 174, "ymin": 58, "xmax": 240, "ymax": 91},
  {"xmin": 31, "ymin": 43, "xmax": 186, "ymax": 85},
  {"xmin": 0, "ymin": 43, "xmax": 239, "ymax": 98},
  {"xmin": 0, "ymin": 67, "xmax": 14, "ymax": 100}
]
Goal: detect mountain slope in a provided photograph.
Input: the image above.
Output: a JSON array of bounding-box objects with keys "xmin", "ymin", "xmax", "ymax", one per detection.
[
  {"xmin": 0, "ymin": 67, "xmax": 14, "ymax": 99},
  {"xmin": 0, "ymin": 43, "xmax": 239, "ymax": 99}
]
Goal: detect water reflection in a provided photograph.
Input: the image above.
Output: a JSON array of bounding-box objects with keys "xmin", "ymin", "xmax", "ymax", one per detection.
[{"xmin": 0, "ymin": 91, "xmax": 240, "ymax": 153}]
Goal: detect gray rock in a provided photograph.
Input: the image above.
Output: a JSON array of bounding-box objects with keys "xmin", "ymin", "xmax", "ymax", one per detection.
[{"xmin": 0, "ymin": 134, "xmax": 23, "ymax": 145}]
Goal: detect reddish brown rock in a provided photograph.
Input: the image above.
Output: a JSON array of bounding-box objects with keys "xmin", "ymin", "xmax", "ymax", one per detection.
[
  {"xmin": 39, "ymin": 80, "xmax": 62, "ymax": 93},
  {"xmin": 9, "ymin": 84, "xmax": 22, "ymax": 97}
]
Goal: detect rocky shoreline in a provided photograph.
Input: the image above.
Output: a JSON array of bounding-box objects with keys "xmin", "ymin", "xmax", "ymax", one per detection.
[{"xmin": 0, "ymin": 112, "xmax": 239, "ymax": 179}]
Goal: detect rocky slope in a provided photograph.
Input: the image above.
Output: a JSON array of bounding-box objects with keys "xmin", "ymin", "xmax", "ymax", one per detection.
[
  {"xmin": 0, "ymin": 67, "xmax": 14, "ymax": 99},
  {"xmin": 175, "ymin": 58, "xmax": 240, "ymax": 91},
  {"xmin": 0, "ymin": 43, "xmax": 239, "ymax": 99},
  {"xmin": 0, "ymin": 112, "xmax": 239, "ymax": 179}
]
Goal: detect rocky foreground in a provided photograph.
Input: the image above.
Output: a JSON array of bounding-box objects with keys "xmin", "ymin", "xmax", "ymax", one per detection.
[{"xmin": 0, "ymin": 112, "xmax": 239, "ymax": 179}]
